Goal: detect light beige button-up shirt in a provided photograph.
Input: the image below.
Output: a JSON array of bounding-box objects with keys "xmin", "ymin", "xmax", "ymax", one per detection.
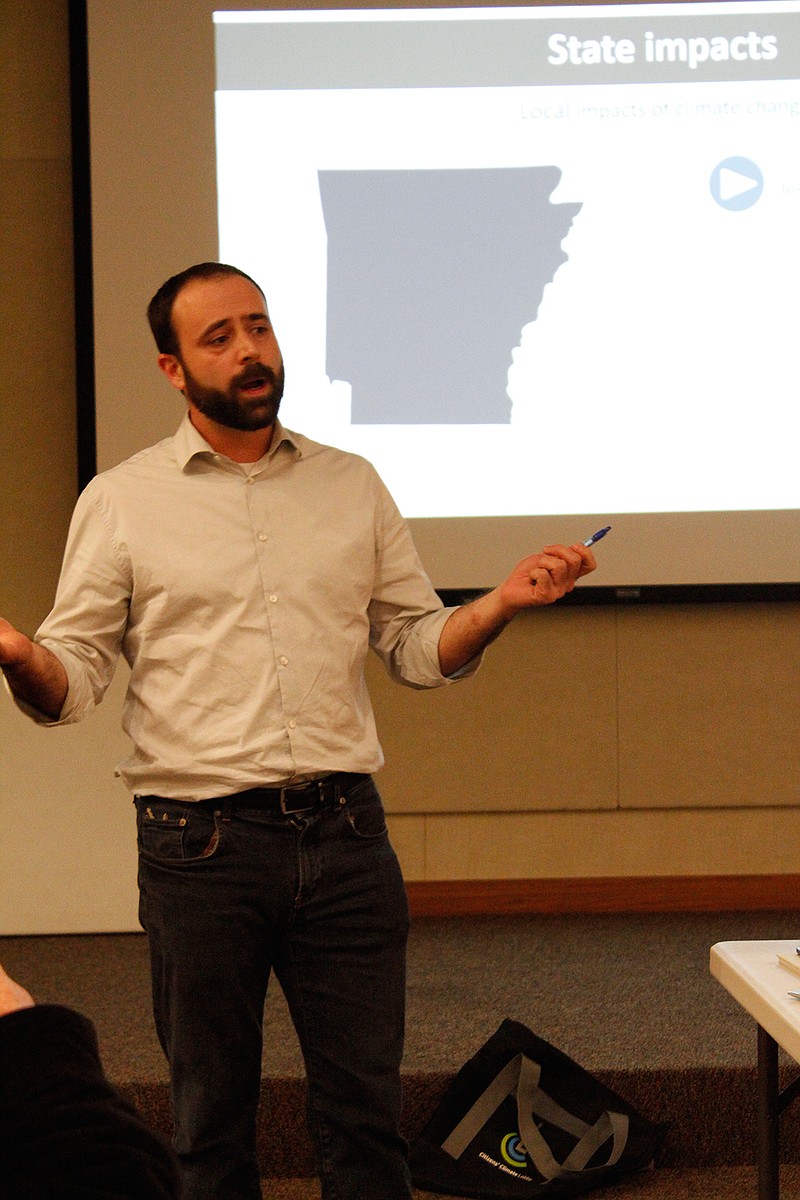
[{"xmin": 24, "ymin": 417, "xmax": 474, "ymax": 799}]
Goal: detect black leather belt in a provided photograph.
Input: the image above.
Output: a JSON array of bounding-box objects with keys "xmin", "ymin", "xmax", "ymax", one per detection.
[{"xmin": 140, "ymin": 772, "xmax": 367, "ymax": 817}]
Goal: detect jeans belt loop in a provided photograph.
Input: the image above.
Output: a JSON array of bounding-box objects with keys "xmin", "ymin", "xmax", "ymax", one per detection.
[{"xmin": 222, "ymin": 795, "xmax": 233, "ymax": 823}]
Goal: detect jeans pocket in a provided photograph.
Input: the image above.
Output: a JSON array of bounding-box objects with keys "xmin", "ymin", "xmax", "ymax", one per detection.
[
  {"xmin": 342, "ymin": 779, "xmax": 388, "ymax": 840},
  {"xmin": 136, "ymin": 798, "xmax": 220, "ymax": 862}
]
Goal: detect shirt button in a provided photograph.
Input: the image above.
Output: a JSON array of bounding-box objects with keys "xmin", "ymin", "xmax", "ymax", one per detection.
[
  {"xmin": 269, "ymin": 594, "xmax": 278, "ymax": 603},
  {"xmin": 258, "ymin": 533, "xmax": 268, "ymax": 542},
  {"xmin": 288, "ymin": 719, "xmax": 297, "ymax": 729},
  {"xmin": 246, "ymin": 477, "xmax": 255, "ymax": 485},
  {"xmin": 279, "ymin": 656, "xmax": 289, "ymax": 667}
]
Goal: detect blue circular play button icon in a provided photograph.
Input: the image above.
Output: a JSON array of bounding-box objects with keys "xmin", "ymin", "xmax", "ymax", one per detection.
[{"xmin": 710, "ymin": 157, "xmax": 763, "ymax": 210}]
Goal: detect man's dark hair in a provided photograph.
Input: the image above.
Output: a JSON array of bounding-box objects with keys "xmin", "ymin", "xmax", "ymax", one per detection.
[{"xmin": 147, "ymin": 262, "xmax": 265, "ymax": 357}]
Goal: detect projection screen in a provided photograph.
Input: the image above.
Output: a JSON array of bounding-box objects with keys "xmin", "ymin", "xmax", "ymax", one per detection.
[{"xmin": 76, "ymin": 0, "xmax": 800, "ymax": 599}]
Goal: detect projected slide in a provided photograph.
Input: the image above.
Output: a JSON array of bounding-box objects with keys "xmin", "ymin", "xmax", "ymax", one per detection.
[
  {"xmin": 214, "ymin": 4, "xmax": 800, "ymax": 520},
  {"xmin": 319, "ymin": 166, "xmax": 581, "ymax": 425}
]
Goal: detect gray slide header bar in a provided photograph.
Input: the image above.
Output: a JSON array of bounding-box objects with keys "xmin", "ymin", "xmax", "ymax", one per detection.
[{"xmin": 216, "ymin": 11, "xmax": 800, "ymax": 89}]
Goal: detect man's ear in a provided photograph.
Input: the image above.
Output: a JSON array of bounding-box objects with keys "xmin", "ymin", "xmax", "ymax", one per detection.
[{"xmin": 158, "ymin": 354, "xmax": 186, "ymax": 393}]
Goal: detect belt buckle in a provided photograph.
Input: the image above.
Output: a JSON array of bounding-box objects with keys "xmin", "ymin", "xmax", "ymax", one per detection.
[{"xmin": 279, "ymin": 782, "xmax": 320, "ymax": 816}]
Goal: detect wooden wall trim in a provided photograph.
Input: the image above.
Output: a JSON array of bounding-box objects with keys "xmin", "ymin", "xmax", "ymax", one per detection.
[{"xmin": 405, "ymin": 875, "xmax": 800, "ymax": 916}]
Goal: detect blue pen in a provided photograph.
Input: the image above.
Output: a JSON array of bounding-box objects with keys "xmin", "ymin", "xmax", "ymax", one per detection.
[{"xmin": 583, "ymin": 525, "xmax": 611, "ymax": 547}]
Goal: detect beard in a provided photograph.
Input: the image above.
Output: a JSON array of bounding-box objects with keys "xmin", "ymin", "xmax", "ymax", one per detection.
[{"xmin": 181, "ymin": 360, "xmax": 285, "ymax": 432}]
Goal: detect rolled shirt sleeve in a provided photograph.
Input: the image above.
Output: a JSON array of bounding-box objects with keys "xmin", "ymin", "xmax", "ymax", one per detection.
[
  {"xmin": 7, "ymin": 482, "xmax": 131, "ymax": 727},
  {"xmin": 367, "ymin": 474, "xmax": 481, "ymax": 687}
]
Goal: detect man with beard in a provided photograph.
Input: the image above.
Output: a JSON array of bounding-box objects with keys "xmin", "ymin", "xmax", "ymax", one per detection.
[{"xmin": 0, "ymin": 262, "xmax": 596, "ymax": 1200}]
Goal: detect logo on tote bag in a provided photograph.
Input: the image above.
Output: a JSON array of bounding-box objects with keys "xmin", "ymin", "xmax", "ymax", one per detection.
[
  {"xmin": 477, "ymin": 1131, "xmax": 534, "ymax": 1181},
  {"xmin": 500, "ymin": 1134, "xmax": 529, "ymax": 1168}
]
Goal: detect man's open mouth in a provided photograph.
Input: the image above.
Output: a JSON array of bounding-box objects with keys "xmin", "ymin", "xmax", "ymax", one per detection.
[{"xmin": 236, "ymin": 366, "xmax": 273, "ymax": 395}]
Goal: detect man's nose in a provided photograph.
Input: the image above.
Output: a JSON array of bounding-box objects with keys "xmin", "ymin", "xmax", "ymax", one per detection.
[{"xmin": 235, "ymin": 330, "xmax": 258, "ymax": 360}]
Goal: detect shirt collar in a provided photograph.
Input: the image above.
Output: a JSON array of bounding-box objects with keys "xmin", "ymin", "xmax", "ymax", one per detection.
[{"xmin": 174, "ymin": 412, "xmax": 301, "ymax": 472}]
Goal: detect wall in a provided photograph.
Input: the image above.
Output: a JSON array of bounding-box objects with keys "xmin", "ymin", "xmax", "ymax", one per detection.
[{"xmin": 1, "ymin": 1, "xmax": 799, "ymax": 935}]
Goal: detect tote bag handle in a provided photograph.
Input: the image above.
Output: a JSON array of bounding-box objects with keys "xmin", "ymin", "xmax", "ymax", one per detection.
[{"xmin": 442, "ymin": 1053, "xmax": 630, "ymax": 1182}]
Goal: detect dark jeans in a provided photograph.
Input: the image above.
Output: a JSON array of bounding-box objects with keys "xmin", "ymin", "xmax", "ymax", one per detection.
[{"xmin": 135, "ymin": 776, "xmax": 412, "ymax": 1200}]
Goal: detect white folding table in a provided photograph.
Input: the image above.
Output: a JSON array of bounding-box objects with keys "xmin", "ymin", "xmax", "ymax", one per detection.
[{"xmin": 711, "ymin": 940, "xmax": 800, "ymax": 1200}]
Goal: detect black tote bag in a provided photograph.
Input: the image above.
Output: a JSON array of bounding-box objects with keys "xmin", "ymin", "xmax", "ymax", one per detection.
[{"xmin": 409, "ymin": 1019, "xmax": 668, "ymax": 1199}]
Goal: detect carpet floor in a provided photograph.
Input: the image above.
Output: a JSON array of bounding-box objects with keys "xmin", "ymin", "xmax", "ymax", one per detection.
[
  {"xmin": 264, "ymin": 1165, "xmax": 800, "ymax": 1199},
  {"xmin": 6, "ymin": 908, "xmax": 800, "ymax": 1195}
]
